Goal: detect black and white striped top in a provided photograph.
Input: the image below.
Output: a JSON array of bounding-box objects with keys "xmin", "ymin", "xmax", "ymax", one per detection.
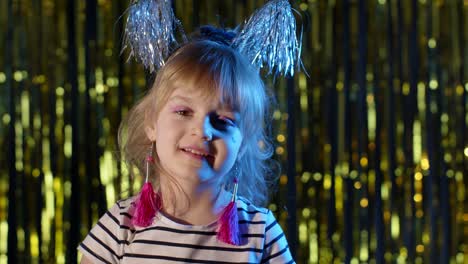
[{"xmin": 78, "ymin": 196, "xmax": 295, "ymax": 263}]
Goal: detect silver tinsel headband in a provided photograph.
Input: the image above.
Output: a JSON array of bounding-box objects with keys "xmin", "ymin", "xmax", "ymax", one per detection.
[
  {"xmin": 232, "ymin": 0, "xmax": 302, "ymax": 76},
  {"xmin": 122, "ymin": 0, "xmax": 302, "ymax": 76},
  {"xmin": 122, "ymin": 0, "xmax": 183, "ymax": 73}
]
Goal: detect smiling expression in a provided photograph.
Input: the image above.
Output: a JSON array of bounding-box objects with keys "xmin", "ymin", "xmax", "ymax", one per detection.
[{"xmin": 145, "ymin": 84, "xmax": 243, "ymax": 188}]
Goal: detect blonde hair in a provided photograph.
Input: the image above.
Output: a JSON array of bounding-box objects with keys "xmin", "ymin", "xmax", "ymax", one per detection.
[{"xmin": 118, "ymin": 39, "xmax": 277, "ymax": 206}]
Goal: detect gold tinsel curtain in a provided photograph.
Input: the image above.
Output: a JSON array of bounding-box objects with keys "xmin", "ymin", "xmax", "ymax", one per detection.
[{"xmin": 0, "ymin": 0, "xmax": 466, "ymax": 263}]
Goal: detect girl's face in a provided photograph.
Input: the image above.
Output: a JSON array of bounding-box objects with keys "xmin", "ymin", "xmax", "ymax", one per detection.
[{"xmin": 146, "ymin": 83, "xmax": 243, "ymax": 188}]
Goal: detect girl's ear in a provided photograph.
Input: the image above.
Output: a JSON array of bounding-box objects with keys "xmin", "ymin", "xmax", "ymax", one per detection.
[
  {"xmin": 144, "ymin": 110, "xmax": 157, "ymax": 141},
  {"xmin": 145, "ymin": 125, "xmax": 157, "ymax": 141},
  {"xmin": 237, "ymin": 145, "xmax": 246, "ymax": 160}
]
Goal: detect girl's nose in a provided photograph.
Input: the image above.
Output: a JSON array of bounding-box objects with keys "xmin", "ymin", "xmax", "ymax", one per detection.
[{"xmin": 192, "ymin": 115, "xmax": 213, "ymax": 141}]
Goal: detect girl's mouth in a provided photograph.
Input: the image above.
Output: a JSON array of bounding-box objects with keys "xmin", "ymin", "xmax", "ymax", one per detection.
[
  {"xmin": 182, "ymin": 147, "xmax": 211, "ymax": 157},
  {"xmin": 181, "ymin": 147, "xmax": 215, "ymax": 165}
]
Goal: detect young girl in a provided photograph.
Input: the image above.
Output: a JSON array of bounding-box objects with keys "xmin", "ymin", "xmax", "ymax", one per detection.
[{"xmin": 78, "ymin": 27, "xmax": 295, "ymax": 263}]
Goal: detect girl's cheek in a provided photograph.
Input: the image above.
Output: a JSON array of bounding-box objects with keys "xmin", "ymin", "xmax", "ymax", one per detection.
[{"xmin": 230, "ymin": 130, "xmax": 242, "ymax": 144}]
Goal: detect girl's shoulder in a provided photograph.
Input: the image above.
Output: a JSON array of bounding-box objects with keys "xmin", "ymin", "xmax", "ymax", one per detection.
[
  {"xmin": 236, "ymin": 196, "xmax": 274, "ymax": 221},
  {"xmin": 236, "ymin": 196, "xmax": 268, "ymax": 213},
  {"xmin": 114, "ymin": 196, "xmax": 137, "ymax": 210},
  {"xmin": 235, "ymin": 196, "xmax": 282, "ymax": 239},
  {"xmin": 105, "ymin": 196, "xmax": 139, "ymax": 228}
]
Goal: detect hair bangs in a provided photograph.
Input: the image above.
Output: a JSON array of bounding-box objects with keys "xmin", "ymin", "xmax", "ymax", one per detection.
[{"xmin": 165, "ymin": 42, "xmax": 243, "ymax": 113}]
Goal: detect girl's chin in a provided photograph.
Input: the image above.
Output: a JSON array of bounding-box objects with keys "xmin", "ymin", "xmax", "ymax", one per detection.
[{"xmin": 167, "ymin": 170, "xmax": 220, "ymax": 185}]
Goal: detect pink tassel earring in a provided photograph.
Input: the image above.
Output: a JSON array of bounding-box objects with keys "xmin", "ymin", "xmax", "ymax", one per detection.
[
  {"xmin": 132, "ymin": 142, "xmax": 161, "ymax": 227},
  {"xmin": 217, "ymin": 167, "xmax": 240, "ymax": 245}
]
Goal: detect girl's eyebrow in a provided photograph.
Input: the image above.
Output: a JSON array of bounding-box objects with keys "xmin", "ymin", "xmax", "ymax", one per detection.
[
  {"xmin": 169, "ymin": 94, "xmax": 236, "ymax": 115},
  {"xmin": 168, "ymin": 95, "xmax": 192, "ymax": 103}
]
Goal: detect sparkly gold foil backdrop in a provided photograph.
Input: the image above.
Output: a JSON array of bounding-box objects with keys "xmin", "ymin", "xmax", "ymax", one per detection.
[{"xmin": 0, "ymin": 0, "xmax": 467, "ymax": 263}]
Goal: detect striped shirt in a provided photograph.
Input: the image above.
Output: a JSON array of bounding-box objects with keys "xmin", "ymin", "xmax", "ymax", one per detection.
[{"xmin": 78, "ymin": 196, "xmax": 295, "ymax": 264}]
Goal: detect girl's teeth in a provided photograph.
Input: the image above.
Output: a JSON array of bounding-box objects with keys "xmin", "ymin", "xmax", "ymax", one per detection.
[{"xmin": 186, "ymin": 148, "xmax": 207, "ymax": 156}]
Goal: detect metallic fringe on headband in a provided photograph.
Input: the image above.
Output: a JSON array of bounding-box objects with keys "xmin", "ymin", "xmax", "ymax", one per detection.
[
  {"xmin": 121, "ymin": 0, "xmax": 302, "ymax": 76},
  {"xmin": 233, "ymin": 0, "xmax": 302, "ymax": 77},
  {"xmin": 122, "ymin": 0, "xmax": 184, "ymax": 73}
]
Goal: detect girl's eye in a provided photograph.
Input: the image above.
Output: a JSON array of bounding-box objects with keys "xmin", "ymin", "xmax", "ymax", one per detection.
[
  {"xmin": 218, "ymin": 116, "xmax": 235, "ymax": 126},
  {"xmin": 212, "ymin": 115, "xmax": 236, "ymax": 130},
  {"xmin": 175, "ymin": 109, "xmax": 190, "ymax": 116}
]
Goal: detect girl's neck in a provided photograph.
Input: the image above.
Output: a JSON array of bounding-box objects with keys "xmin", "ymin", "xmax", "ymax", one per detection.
[{"xmin": 159, "ymin": 179, "xmax": 229, "ymax": 225}]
